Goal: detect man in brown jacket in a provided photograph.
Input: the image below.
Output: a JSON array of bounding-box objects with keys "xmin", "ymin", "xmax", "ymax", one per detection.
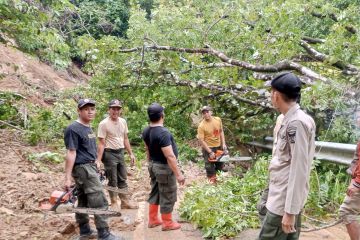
[{"xmin": 258, "ymin": 73, "xmax": 316, "ymax": 240}]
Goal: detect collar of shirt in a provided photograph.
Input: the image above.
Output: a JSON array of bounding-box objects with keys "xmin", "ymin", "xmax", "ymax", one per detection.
[{"xmin": 281, "ymin": 104, "xmax": 300, "ymax": 126}]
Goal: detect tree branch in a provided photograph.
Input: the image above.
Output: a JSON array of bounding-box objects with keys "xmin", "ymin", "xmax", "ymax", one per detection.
[
  {"xmin": 299, "ymin": 40, "xmax": 359, "ymax": 74},
  {"xmin": 119, "ymin": 44, "xmax": 328, "ymax": 82},
  {"xmin": 203, "ymin": 14, "xmax": 229, "ymax": 44},
  {"xmin": 181, "ymin": 62, "xmax": 235, "ymax": 74},
  {"xmin": 301, "ymin": 36, "xmax": 325, "ymax": 44},
  {"xmin": 311, "ymin": 12, "xmax": 357, "ymax": 34}
]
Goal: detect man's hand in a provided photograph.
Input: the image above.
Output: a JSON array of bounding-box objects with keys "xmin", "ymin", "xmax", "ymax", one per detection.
[
  {"xmin": 130, "ymin": 153, "xmax": 136, "ymax": 167},
  {"xmin": 209, "ymin": 151, "xmax": 216, "ymax": 160},
  {"xmin": 222, "ymin": 144, "xmax": 227, "ymax": 151},
  {"xmin": 95, "ymin": 159, "xmax": 101, "ymax": 170},
  {"xmin": 347, "ymin": 186, "xmax": 360, "ymax": 197},
  {"xmin": 64, "ymin": 178, "xmax": 72, "ymax": 191},
  {"xmin": 282, "ymin": 212, "xmax": 296, "ymax": 234},
  {"xmin": 177, "ymin": 174, "xmax": 185, "ymax": 185}
]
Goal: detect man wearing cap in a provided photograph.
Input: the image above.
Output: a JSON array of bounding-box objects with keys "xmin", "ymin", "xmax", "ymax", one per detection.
[
  {"xmin": 142, "ymin": 103, "xmax": 185, "ymax": 231},
  {"xmin": 64, "ymin": 99, "xmax": 122, "ymax": 240},
  {"xmin": 258, "ymin": 72, "xmax": 316, "ymax": 240},
  {"xmin": 97, "ymin": 99, "xmax": 138, "ymax": 210},
  {"xmin": 339, "ymin": 107, "xmax": 360, "ymax": 240},
  {"xmin": 197, "ymin": 106, "xmax": 227, "ymax": 184}
]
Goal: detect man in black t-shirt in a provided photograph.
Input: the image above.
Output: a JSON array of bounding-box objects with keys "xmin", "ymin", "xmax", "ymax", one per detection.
[
  {"xmin": 64, "ymin": 98, "xmax": 123, "ymax": 240},
  {"xmin": 142, "ymin": 103, "xmax": 185, "ymax": 231}
]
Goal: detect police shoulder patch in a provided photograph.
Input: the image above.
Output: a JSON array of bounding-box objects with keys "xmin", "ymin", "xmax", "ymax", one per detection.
[{"xmin": 287, "ymin": 125, "xmax": 297, "ymax": 143}]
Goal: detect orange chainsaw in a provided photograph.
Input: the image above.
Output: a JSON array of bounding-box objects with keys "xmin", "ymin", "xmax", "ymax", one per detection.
[
  {"xmin": 208, "ymin": 150, "xmax": 252, "ymax": 162},
  {"xmin": 39, "ymin": 186, "xmax": 121, "ymax": 216}
]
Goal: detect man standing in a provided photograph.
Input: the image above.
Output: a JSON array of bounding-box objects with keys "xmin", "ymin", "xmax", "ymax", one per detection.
[
  {"xmin": 142, "ymin": 103, "xmax": 185, "ymax": 231},
  {"xmin": 97, "ymin": 99, "xmax": 138, "ymax": 210},
  {"xmin": 339, "ymin": 107, "xmax": 360, "ymax": 240},
  {"xmin": 258, "ymin": 72, "xmax": 316, "ymax": 240},
  {"xmin": 257, "ymin": 113, "xmax": 284, "ymax": 224},
  {"xmin": 197, "ymin": 106, "xmax": 227, "ymax": 184},
  {"xmin": 64, "ymin": 98, "xmax": 122, "ymax": 240}
]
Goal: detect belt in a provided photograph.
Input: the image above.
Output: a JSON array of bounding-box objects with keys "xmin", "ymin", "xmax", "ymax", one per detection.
[
  {"xmin": 104, "ymin": 148, "xmax": 122, "ymax": 153},
  {"xmin": 74, "ymin": 160, "xmax": 95, "ymax": 166}
]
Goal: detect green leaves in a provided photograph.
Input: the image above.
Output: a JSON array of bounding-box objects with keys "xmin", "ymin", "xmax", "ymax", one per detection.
[{"xmin": 179, "ymin": 155, "xmax": 270, "ymax": 239}]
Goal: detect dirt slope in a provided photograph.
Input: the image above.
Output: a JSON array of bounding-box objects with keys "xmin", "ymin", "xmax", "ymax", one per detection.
[{"xmin": 0, "ymin": 43, "xmax": 88, "ymax": 105}]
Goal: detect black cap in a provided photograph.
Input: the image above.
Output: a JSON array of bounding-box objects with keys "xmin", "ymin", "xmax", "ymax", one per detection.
[
  {"xmin": 108, "ymin": 99, "xmax": 122, "ymax": 108},
  {"xmin": 270, "ymin": 72, "xmax": 301, "ymax": 98},
  {"xmin": 78, "ymin": 98, "xmax": 96, "ymax": 109},
  {"xmin": 147, "ymin": 103, "xmax": 164, "ymax": 116}
]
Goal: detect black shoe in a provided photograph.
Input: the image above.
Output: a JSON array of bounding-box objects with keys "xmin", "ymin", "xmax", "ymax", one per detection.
[
  {"xmin": 97, "ymin": 228, "xmax": 125, "ymax": 240},
  {"xmin": 79, "ymin": 223, "xmax": 97, "ymax": 239}
]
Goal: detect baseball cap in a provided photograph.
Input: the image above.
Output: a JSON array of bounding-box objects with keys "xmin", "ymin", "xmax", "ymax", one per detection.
[
  {"xmin": 108, "ymin": 99, "xmax": 122, "ymax": 108},
  {"xmin": 267, "ymin": 72, "xmax": 301, "ymax": 98},
  {"xmin": 200, "ymin": 106, "xmax": 212, "ymax": 112},
  {"xmin": 78, "ymin": 98, "xmax": 96, "ymax": 109},
  {"xmin": 147, "ymin": 103, "xmax": 164, "ymax": 116}
]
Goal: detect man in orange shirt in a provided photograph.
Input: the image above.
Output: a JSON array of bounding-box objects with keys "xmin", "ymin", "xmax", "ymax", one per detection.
[{"xmin": 197, "ymin": 106, "xmax": 227, "ymax": 183}]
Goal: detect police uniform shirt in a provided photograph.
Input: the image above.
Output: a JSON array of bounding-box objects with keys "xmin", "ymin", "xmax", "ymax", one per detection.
[{"xmin": 266, "ymin": 104, "xmax": 316, "ymax": 216}]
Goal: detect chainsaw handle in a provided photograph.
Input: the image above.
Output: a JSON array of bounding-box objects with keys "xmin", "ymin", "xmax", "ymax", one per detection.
[{"xmin": 50, "ymin": 186, "xmax": 75, "ymax": 211}]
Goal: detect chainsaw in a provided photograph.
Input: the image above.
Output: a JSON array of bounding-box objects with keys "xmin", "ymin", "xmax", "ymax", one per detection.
[
  {"xmin": 208, "ymin": 150, "xmax": 252, "ymax": 162},
  {"xmin": 39, "ymin": 186, "xmax": 121, "ymax": 216}
]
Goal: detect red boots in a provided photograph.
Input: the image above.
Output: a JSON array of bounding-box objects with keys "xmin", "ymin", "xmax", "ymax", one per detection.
[
  {"xmin": 207, "ymin": 175, "xmax": 217, "ymax": 184},
  {"xmin": 148, "ymin": 204, "xmax": 162, "ymax": 228},
  {"xmin": 148, "ymin": 204, "xmax": 181, "ymax": 231},
  {"xmin": 161, "ymin": 213, "xmax": 181, "ymax": 231}
]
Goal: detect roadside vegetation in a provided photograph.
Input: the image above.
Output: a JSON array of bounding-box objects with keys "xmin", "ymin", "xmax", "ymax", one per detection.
[{"xmin": 0, "ymin": 0, "xmax": 359, "ymax": 238}]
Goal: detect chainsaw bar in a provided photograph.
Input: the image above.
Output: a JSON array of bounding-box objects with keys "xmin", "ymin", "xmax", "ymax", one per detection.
[
  {"xmin": 55, "ymin": 204, "xmax": 121, "ymax": 217},
  {"xmin": 218, "ymin": 155, "xmax": 253, "ymax": 162}
]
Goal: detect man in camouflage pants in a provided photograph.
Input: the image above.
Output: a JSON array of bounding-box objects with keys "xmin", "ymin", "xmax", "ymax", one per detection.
[{"xmin": 64, "ymin": 98, "xmax": 123, "ymax": 240}]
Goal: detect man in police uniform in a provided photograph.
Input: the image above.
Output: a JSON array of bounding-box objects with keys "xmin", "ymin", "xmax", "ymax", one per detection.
[
  {"xmin": 64, "ymin": 98, "xmax": 123, "ymax": 240},
  {"xmin": 142, "ymin": 103, "xmax": 185, "ymax": 231},
  {"xmin": 258, "ymin": 73, "xmax": 316, "ymax": 240},
  {"xmin": 257, "ymin": 113, "xmax": 284, "ymax": 224},
  {"xmin": 339, "ymin": 107, "xmax": 360, "ymax": 240}
]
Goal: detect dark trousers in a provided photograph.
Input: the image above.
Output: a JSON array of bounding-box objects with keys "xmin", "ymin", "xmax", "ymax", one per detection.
[
  {"xmin": 72, "ymin": 163, "xmax": 109, "ymax": 229},
  {"xmin": 148, "ymin": 161, "xmax": 177, "ymax": 213},
  {"xmin": 203, "ymin": 146, "xmax": 224, "ymax": 177},
  {"xmin": 102, "ymin": 149, "xmax": 127, "ymax": 198},
  {"xmin": 258, "ymin": 211, "xmax": 301, "ymax": 240}
]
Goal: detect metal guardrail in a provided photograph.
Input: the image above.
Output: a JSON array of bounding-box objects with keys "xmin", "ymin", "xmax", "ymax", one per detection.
[{"xmin": 249, "ymin": 136, "xmax": 357, "ymax": 165}]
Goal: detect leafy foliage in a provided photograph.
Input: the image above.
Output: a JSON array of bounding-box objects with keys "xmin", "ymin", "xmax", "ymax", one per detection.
[{"xmin": 180, "ymin": 155, "xmax": 350, "ymax": 239}]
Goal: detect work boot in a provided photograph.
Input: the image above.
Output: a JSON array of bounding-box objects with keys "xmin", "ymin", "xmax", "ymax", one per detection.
[
  {"xmin": 148, "ymin": 204, "xmax": 162, "ymax": 228},
  {"xmin": 97, "ymin": 228, "xmax": 124, "ymax": 240},
  {"xmin": 119, "ymin": 193, "xmax": 138, "ymax": 209},
  {"xmin": 109, "ymin": 195, "xmax": 120, "ymax": 212},
  {"xmin": 79, "ymin": 223, "xmax": 97, "ymax": 239},
  {"xmin": 161, "ymin": 213, "xmax": 181, "ymax": 231},
  {"xmin": 207, "ymin": 175, "xmax": 217, "ymax": 184}
]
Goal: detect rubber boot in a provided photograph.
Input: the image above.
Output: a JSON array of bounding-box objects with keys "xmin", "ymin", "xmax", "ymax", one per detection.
[
  {"xmin": 207, "ymin": 175, "xmax": 217, "ymax": 184},
  {"xmin": 79, "ymin": 223, "xmax": 97, "ymax": 239},
  {"xmin": 119, "ymin": 193, "xmax": 138, "ymax": 209},
  {"xmin": 109, "ymin": 195, "xmax": 120, "ymax": 212},
  {"xmin": 161, "ymin": 213, "xmax": 181, "ymax": 231},
  {"xmin": 97, "ymin": 228, "xmax": 125, "ymax": 240},
  {"xmin": 148, "ymin": 204, "xmax": 162, "ymax": 228}
]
